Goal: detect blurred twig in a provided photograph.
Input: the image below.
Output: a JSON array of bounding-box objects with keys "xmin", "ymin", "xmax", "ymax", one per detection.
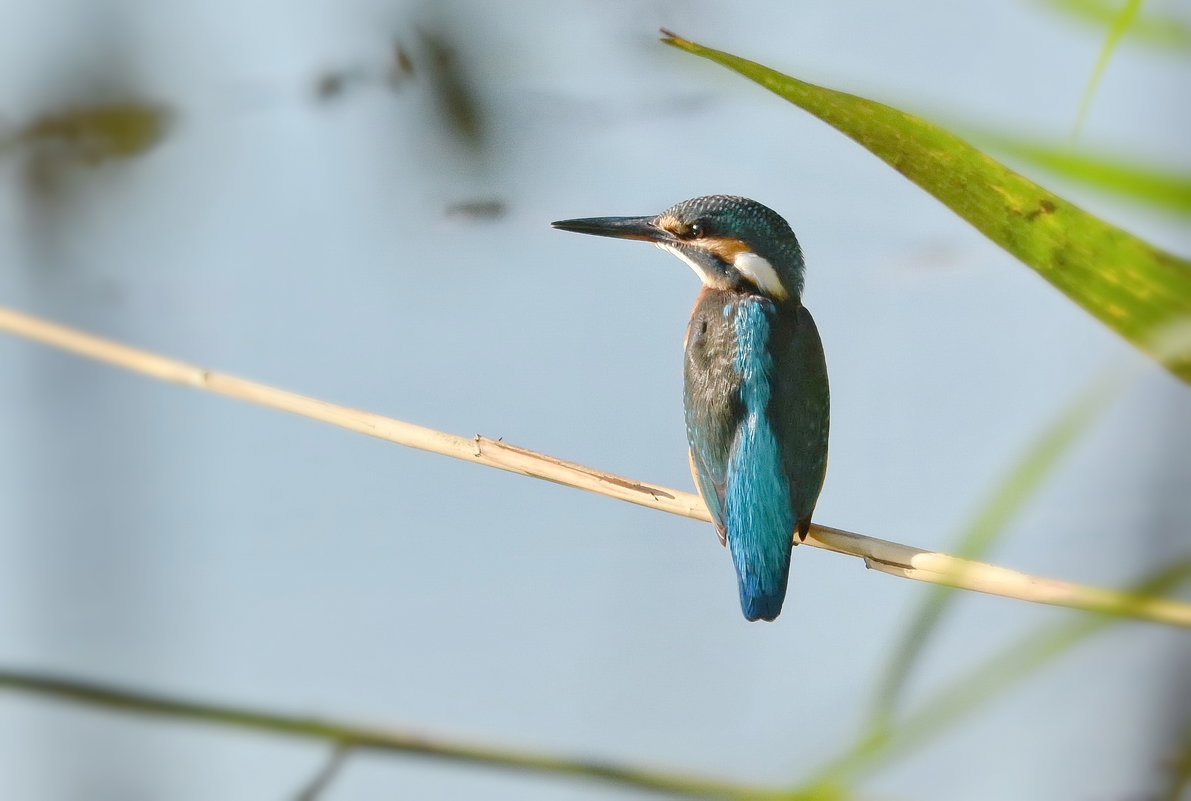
[
  {"xmin": 0, "ymin": 670, "xmax": 792, "ymax": 801},
  {"xmin": 292, "ymin": 745, "xmax": 350, "ymax": 801},
  {"xmin": 3, "ymin": 563, "xmax": 1185, "ymax": 799},
  {"xmin": 1, "ymin": 305, "xmax": 1189, "ymax": 627}
]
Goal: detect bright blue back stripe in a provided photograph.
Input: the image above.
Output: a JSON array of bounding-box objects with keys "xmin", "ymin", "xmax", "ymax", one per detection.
[{"xmin": 725, "ymin": 300, "xmax": 794, "ymax": 621}]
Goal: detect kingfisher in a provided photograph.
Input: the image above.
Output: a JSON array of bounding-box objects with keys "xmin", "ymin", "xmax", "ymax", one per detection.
[{"xmin": 552, "ymin": 195, "xmax": 829, "ymax": 621}]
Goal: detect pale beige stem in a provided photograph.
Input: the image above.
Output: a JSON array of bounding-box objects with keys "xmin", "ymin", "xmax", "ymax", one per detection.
[{"xmin": 2, "ymin": 305, "xmax": 1188, "ymax": 627}]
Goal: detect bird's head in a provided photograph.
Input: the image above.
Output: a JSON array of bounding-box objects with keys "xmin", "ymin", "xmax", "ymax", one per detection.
[{"xmin": 552, "ymin": 195, "xmax": 805, "ymax": 302}]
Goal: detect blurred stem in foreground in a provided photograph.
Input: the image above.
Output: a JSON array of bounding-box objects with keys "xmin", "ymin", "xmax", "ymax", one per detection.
[
  {"xmin": 801, "ymin": 559, "xmax": 1191, "ymax": 794},
  {"xmin": 0, "ymin": 668, "xmax": 804, "ymax": 801},
  {"xmin": 870, "ymin": 372, "xmax": 1121, "ymax": 732},
  {"xmin": 3, "ymin": 561, "xmax": 1186, "ymax": 800}
]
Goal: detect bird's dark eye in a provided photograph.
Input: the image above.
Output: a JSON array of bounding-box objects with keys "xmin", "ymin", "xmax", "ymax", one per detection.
[{"xmin": 670, "ymin": 220, "xmax": 707, "ymax": 240}]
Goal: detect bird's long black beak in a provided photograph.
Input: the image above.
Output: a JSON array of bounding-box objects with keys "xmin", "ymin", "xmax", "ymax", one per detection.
[{"xmin": 550, "ymin": 215, "xmax": 665, "ymax": 243}]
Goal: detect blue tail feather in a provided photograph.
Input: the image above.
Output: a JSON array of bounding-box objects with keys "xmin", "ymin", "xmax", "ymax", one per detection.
[
  {"xmin": 730, "ymin": 537, "xmax": 793, "ymax": 622},
  {"xmin": 726, "ymin": 467, "xmax": 795, "ymax": 621}
]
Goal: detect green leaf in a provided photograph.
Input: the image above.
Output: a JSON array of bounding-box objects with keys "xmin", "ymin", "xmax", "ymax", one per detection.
[
  {"xmin": 661, "ymin": 31, "xmax": 1191, "ymax": 383},
  {"xmin": 869, "ymin": 374, "xmax": 1119, "ymax": 732},
  {"xmin": 804, "ymin": 558, "xmax": 1191, "ymax": 788},
  {"xmin": 1069, "ymin": 0, "xmax": 1142, "ymax": 143},
  {"xmin": 16, "ymin": 102, "xmax": 171, "ymax": 163},
  {"xmin": 1038, "ymin": 0, "xmax": 1191, "ymax": 53},
  {"xmin": 971, "ymin": 129, "xmax": 1191, "ymax": 215}
]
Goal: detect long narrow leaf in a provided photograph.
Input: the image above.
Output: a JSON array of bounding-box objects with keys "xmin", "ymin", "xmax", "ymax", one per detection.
[
  {"xmin": 804, "ymin": 559, "xmax": 1191, "ymax": 791},
  {"xmin": 870, "ymin": 374, "xmax": 1118, "ymax": 731},
  {"xmin": 661, "ymin": 31, "xmax": 1191, "ymax": 382},
  {"xmin": 1070, "ymin": 0, "xmax": 1142, "ymax": 143},
  {"xmin": 973, "ymin": 129, "xmax": 1191, "ymax": 215},
  {"xmin": 1039, "ymin": 0, "xmax": 1191, "ymax": 53}
]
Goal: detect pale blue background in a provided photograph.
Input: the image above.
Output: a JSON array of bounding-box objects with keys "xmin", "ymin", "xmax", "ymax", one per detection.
[{"xmin": 0, "ymin": 1, "xmax": 1188, "ymax": 799}]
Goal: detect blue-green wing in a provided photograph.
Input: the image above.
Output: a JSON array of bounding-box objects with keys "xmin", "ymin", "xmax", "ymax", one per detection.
[{"xmin": 768, "ymin": 304, "xmax": 830, "ymax": 538}]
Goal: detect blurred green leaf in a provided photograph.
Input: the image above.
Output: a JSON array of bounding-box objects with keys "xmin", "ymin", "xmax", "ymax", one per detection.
[
  {"xmin": 870, "ymin": 374, "xmax": 1118, "ymax": 732},
  {"xmin": 1039, "ymin": 0, "xmax": 1191, "ymax": 53},
  {"xmin": 805, "ymin": 558, "xmax": 1191, "ymax": 789},
  {"xmin": 417, "ymin": 26, "xmax": 487, "ymax": 151},
  {"xmin": 0, "ymin": 667, "xmax": 828, "ymax": 801},
  {"xmin": 17, "ymin": 102, "xmax": 170, "ymax": 163},
  {"xmin": 972, "ymin": 129, "xmax": 1191, "ymax": 215},
  {"xmin": 661, "ymin": 31, "xmax": 1191, "ymax": 382},
  {"xmin": 1070, "ymin": 0, "xmax": 1141, "ymax": 143},
  {"xmin": 1161, "ymin": 718, "xmax": 1191, "ymax": 801}
]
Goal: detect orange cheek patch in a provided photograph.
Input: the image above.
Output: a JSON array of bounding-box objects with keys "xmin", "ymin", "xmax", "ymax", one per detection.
[{"xmin": 703, "ymin": 237, "xmax": 750, "ymax": 262}]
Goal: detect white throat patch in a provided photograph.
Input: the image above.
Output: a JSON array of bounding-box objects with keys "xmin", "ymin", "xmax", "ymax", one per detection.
[
  {"xmin": 657, "ymin": 243, "xmax": 722, "ymax": 287},
  {"xmin": 733, "ymin": 251, "xmax": 788, "ymax": 299}
]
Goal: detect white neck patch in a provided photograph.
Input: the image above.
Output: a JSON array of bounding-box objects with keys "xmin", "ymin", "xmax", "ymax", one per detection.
[
  {"xmin": 734, "ymin": 251, "xmax": 788, "ymax": 300},
  {"xmin": 657, "ymin": 243, "xmax": 725, "ymax": 288}
]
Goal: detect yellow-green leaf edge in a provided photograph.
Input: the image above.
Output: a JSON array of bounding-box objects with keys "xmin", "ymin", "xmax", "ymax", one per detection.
[{"xmin": 662, "ymin": 31, "xmax": 1191, "ymax": 382}]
